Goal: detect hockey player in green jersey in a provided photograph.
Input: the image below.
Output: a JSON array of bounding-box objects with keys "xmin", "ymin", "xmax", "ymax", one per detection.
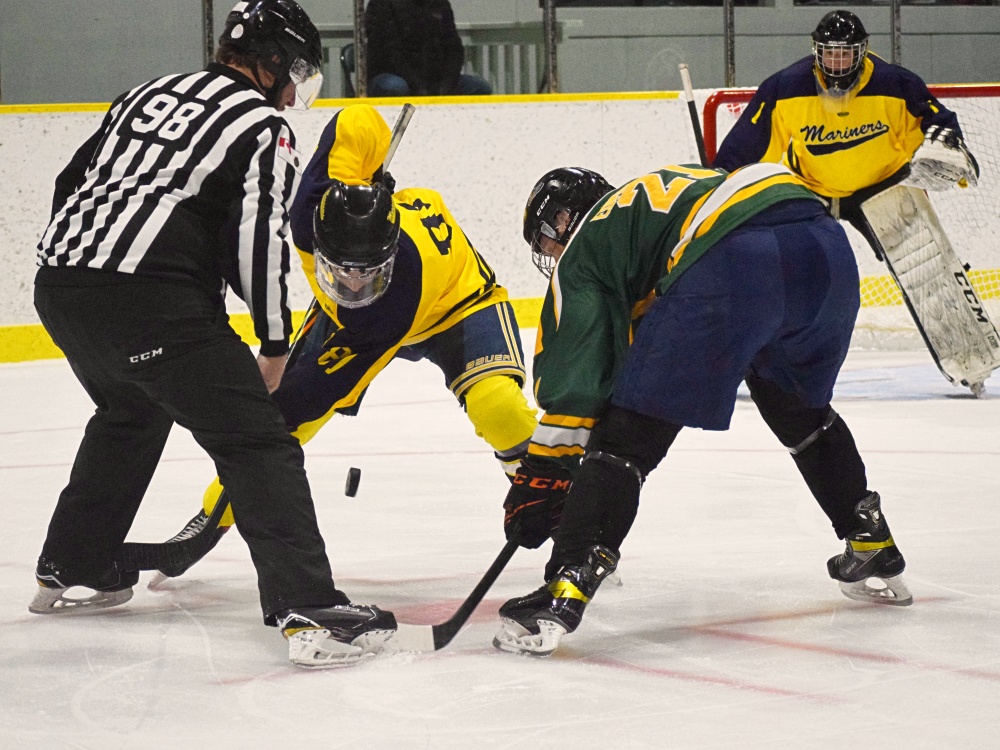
[{"xmin": 493, "ymin": 164, "xmax": 913, "ymax": 657}]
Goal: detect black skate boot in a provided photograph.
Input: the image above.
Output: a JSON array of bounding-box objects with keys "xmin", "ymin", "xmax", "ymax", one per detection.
[
  {"xmin": 278, "ymin": 603, "xmax": 398, "ymax": 669},
  {"xmin": 29, "ymin": 557, "xmax": 139, "ymax": 615},
  {"xmin": 493, "ymin": 545, "xmax": 618, "ymax": 656},
  {"xmin": 827, "ymin": 492, "xmax": 912, "ymax": 606}
]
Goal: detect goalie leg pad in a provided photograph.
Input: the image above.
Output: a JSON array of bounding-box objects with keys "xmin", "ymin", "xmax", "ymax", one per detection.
[{"xmin": 861, "ymin": 186, "xmax": 1000, "ymax": 389}]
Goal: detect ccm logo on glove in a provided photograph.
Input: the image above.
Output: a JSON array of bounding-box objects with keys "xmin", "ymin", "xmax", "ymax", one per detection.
[{"xmin": 511, "ymin": 474, "xmax": 571, "ymax": 491}]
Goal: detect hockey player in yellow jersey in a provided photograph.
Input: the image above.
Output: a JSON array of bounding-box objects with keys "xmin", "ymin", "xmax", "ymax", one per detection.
[
  {"xmin": 146, "ymin": 104, "xmax": 537, "ymax": 575},
  {"xmin": 714, "ymin": 10, "xmax": 995, "ymax": 394},
  {"xmin": 714, "ymin": 10, "xmax": 979, "ymax": 251}
]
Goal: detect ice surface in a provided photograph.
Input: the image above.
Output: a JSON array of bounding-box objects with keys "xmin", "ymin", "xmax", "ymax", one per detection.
[{"xmin": 1, "ymin": 343, "xmax": 998, "ymax": 748}]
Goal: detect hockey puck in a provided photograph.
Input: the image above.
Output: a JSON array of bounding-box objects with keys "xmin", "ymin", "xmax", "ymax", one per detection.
[{"xmin": 345, "ymin": 467, "xmax": 361, "ymax": 497}]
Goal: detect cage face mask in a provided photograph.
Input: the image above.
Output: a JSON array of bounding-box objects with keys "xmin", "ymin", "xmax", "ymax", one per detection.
[
  {"xmin": 813, "ymin": 39, "xmax": 867, "ymax": 97},
  {"xmin": 314, "ymin": 253, "xmax": 395, "ymax": 308}
]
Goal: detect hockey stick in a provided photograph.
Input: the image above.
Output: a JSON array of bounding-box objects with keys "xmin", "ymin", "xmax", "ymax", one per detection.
[
  {"xmin": 119, "ymin": 488, "xmax": 231, "ymax": 575},
  {"xmin": 389, "ymin": 537, "xmax": 519, "ymax": 652},
  {"xmin": 286, "ymin": 298, "xmax": 319, "ymax": 369},
  {"xmin": 678, "ymin": 63, "xmax": 709, "ymax": 167},
  {"xmin": 384, "ymin": 102, "xmax": 415, "ymax": 167}
]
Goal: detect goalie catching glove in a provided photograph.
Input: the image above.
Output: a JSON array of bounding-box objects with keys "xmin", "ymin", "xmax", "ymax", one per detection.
[
  {"xmin": 503, "ymin": 459, "xmax": 572, "ymax": 549},
  {"xmin": 905, "ymin": 126, "xmax": 980, "ymax": 191}
]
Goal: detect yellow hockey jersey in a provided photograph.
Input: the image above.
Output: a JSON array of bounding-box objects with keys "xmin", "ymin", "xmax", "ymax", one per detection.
[
  {"xmin": 288, "ymin": 104, "xmax": 508, "ymax": 414},
  {"xmin": 714, "ymin": 55, "xmax": 961, "ymax": 198}
]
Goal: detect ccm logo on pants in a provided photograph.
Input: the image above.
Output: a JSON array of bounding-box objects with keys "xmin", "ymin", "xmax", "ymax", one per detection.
[{"xmin": 130, "ymin": 348, "xmax": 163, "ymax": 363}]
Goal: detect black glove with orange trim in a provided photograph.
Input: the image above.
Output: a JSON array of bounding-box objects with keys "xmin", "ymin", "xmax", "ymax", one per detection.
[{"xmin": 503, "ymin": 459, "xmax": 572, "ymax": 549}]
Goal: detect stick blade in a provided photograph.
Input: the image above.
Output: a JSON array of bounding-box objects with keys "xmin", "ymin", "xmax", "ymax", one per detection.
[{"xmin": 388, "ymin": 623, "xmax": 437, "ymax": 652}]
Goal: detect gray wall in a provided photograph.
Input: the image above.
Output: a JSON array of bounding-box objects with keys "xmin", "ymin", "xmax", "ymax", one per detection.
[
  {"xmin": 1, "ymin": 1, "xmax": 999, "ymax": 104},
  {"xmin": 550, "ymin": 2, "xmax": 1000, "ymax": 91},
  {"xmin": 0, "ymin": 0, "xmax": 205, "ymax": 104}
]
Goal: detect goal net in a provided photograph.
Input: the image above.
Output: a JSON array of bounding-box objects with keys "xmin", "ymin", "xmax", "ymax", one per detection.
[{"xmin": 703, "ymin": 84, "xmax": 1000, "ymax": 350}]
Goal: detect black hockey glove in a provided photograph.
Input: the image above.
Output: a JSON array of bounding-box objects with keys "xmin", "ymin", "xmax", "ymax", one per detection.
[
  {"xmin": 503, "ymin": 459, "xmax": 572, "ymax": 549},
  {"xmin": 372, "ymin": 166, "xmax": 396, "ymax": 194}
]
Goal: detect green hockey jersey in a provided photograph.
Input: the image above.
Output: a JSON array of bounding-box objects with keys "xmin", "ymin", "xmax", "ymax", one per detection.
[{"xmin": 528, "ymin": 162, "xmax": 822, "ymax": 466}]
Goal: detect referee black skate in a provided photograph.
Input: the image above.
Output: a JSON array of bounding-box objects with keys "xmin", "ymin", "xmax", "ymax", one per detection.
[{"xmin": 30, "ymin": 0, "xmax": 396, "ymax": 669}]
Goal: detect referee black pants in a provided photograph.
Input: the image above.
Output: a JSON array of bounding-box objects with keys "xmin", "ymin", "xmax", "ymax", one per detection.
[{"xmin": 34, "ymin": 268, "xmax": 342, "ymax": 623}]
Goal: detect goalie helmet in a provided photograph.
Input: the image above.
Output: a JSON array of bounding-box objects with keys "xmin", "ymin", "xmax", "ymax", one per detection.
[
  {"xmin": 219, "ymin": 0, "xmax": 323, "ymax": 110},
  {"xmin": 523, "ymin": 167, "xmax": 613, "ymax": 278},
  {"xmin": 811, "ymin": 10, "xmax": 869, "ymax": 95},
  {"xmin": 313, "ymin": 181, "xmax": 401, "ymax": 308}
]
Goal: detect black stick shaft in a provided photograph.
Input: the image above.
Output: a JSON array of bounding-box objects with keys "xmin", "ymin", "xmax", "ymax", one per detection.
[
  {"xmin": 679, "ymin": 64, "xmax": 708, "ymax": 167},
  {"xmin": 432, "ymin": 538, "xmax": 519, "ymax": 649}
]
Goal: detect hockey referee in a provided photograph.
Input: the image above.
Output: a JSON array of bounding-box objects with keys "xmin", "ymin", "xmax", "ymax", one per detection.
[{"xmin": 30, "ymin": 0, "xmax": 397, "ymax": 669}]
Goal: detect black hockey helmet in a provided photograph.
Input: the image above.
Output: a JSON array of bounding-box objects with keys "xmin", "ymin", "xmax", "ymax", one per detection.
[
  {"xmin": 313, "ymin": 181, "xmax": 401, "ymax": 308},
  {"xmin": 219, "ymin": 0, "xmax": 323, "ymax": 109},
  {"xmin": 523, "ymin": 167, "xmax": 613, "ymax": 278},
  {"xmin": 811, "ymin": 10, "xmax": 869, "ymax": 95}
]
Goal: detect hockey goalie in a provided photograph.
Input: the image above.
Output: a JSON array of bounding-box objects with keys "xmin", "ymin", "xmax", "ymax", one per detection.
[
  {"xmin": 864, "ymin": 126, "xmax": 1000, "ymax": 396},
  {"xmin": 713, "ymin": 10, "xmax": 1000, "ymax": 396}
]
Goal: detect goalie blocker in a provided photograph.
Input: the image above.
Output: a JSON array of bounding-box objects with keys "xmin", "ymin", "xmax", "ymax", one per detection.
[{"xmin": 861, "ymin": 185, "xmax": 1000, "ymax": 395}]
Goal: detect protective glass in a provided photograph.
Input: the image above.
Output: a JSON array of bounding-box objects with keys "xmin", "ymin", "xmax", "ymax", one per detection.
[
  {"xmin": 288, "ymin": 56, "xmax": 323, "ymax": 110},
  {"xmin": 314, "ymin": 252, "xmax": 395, "ymax": 308}
]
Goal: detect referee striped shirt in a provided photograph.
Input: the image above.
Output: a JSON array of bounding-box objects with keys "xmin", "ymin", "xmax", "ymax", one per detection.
[{"xmin": 37, "ymin": 63, "xmax": 302, "ymax": 356}]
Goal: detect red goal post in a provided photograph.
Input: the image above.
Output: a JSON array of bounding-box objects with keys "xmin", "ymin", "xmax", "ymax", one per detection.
[{"xmin": 702, "ymin": 84, "xmax": 1000, "ymax": 349}]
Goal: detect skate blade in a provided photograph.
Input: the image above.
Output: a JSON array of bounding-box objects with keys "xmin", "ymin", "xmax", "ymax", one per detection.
[
  {"xmin": 28, "ymin": 585, "xmax": 133, "ymax": 615},
  {"xmin": 839, "ymin": 574, "xmax": 913, "ymax": 607},
  {"xmin": 287, "ymin": 628, "xmax": 396, "ymax": 669},
  {"xmin": 492, "ymin": 618, "xmax": 566, "ymax": 657}
]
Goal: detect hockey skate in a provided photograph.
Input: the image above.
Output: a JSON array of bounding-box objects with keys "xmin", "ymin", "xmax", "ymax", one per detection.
[
  {"xmin": 278, "ymin": 604, "xmax": 398, "ymax": 669},
  {"xmin": 828, "ymin": 492, "xmax": 913, "ymax": 606},
  {"xmin": 29, "ymin": 558, "xmax": 138, "ymax": 615},
  {"xmin": 493, "ymin": 545, "xmax": 618, "ymax": 657}
]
